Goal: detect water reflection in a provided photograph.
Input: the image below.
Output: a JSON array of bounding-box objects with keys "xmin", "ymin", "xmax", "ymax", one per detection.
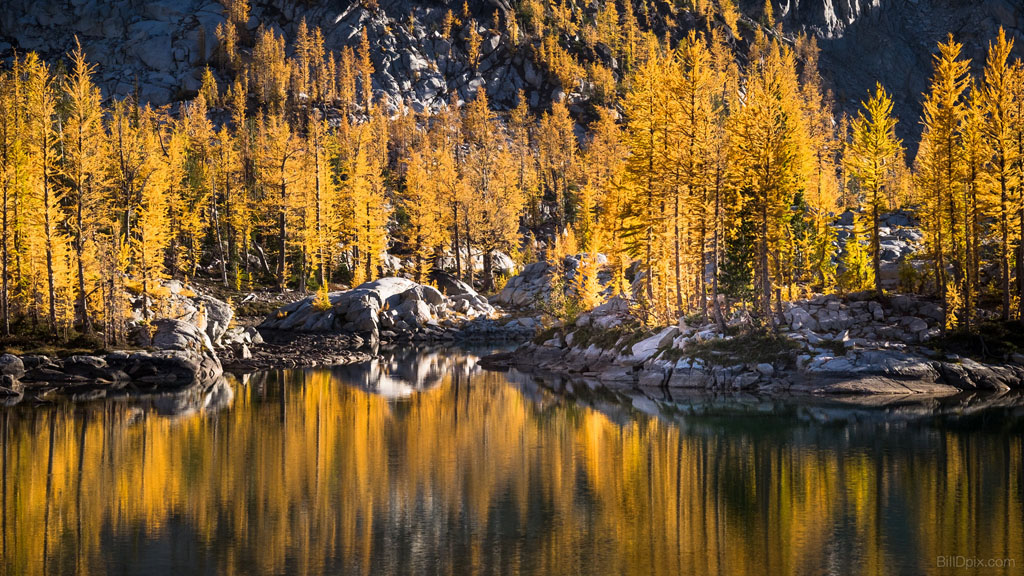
[{"xmin": 1, "ymin": 349, "xmax": 1022, "ymax": 576}]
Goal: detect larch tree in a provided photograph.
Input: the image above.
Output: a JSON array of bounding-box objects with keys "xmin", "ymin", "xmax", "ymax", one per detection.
[
  {"xmin": 507, "ymin": 93, "xmax": 540, "ymax": 230},
  {"xmin": 430, "ymin": 101, "xmax": 468, "ymax": 281},
  {"xmin": 162, "ymin": 121, "xmax": 194, "ymax": 280},
  {"xmin": 959, "ymin": 86, "xmax": 986, "ymax": 331},
  {"xmin": 462, "ymin": 123, "xmax": 527, "ymax": 292},
  {"xmin": 729, "ymin": 34, "xmax": 810, "ymax": 323},
  {"xmin": 572, "ymin": 183, "xmax": 604, "ymax": 310},
  {"xmin": 303, "ymin": 110, "xmax": 338, "ymax": 292},
  {"xmin": 839, "ymin": 212, "xmax": 874, "ymax": 293},
  {"xmin": 675, "ymin": 30, "xmax": 715, "ymax": 316},
  {"xmin": 0, "ymin": 64, "xmax": 27, "ymax": 336},
  {"xmin": 343, "ymin": 128, "xmax": 390, "ymax": 286},
  {"xmin": 213, "ymin": 124, "xmax": 243, "ymax": 286},
  {"xmin": 981, "ymin": 28, "xmax": 1018, "ymax": 320},
  {"xmin": 132, "ymin": 111, "xmax": 172, "ymax": 320},
  {"xmin": 536, "ymin": 100, "xmax": 578, "ymax": 229},
  {"xmin": 181, "ymin": 94, "xmax": 215, "ymax": 279},
  {"xmin": 622, "ymin": 49, "xmax": 669, "ymax": 320},
  {"xmin": 358, "ymin": 28, "xmax": 375, "ymax": 111},
  {"xmin": 916, "ymin": 34, "xmax": 970, "ymax": 329},
  {"xmin": 795, "ymin": 34, "xmax": 840, "ymax": 293},
  {"xmin": 251, "ymin": 26, "xmax": 289, "ymax": 110},
  {"xmin": 261, "ymin": 111, "xmax": 303, "ymax": 291},
  {"xmin": 1014, "ymin": 60, "xmax": 1024, "ymax": 321},
  {"xmin": 62, "ymin": 39, "xmax": 108, "ymax": 334},
  {"xmin": 584, "ymin": 107, "xmax": 631, "ymax": 295},
  {"xmin": 402, "ymin": 140, "xmax": 448, "ymax": 284},
  {"xmin": 845, "ymin": 83, "xmax": 903, "ymax": 295},
  {"xmin": 707, "ymin": 27, "xmax": 738, "ymax": 328},
  {"xmin": 24, "ymin": 54, "xmax": 66, "ymax": 336}
]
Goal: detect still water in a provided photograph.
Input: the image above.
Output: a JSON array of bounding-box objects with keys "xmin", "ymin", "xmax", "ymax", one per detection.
[{"xmin": 1, "ymin": 347, "xmax": 1022, "ymax": 576}]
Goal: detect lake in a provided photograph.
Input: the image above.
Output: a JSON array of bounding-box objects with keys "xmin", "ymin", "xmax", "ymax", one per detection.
[{"xmin": 1, "ymin": 347, "xmax": 1022, "ymax": 576}]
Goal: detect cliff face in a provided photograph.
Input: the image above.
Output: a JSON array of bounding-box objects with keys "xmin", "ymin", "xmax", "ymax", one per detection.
[
  {"xmin": 0, "ymin": 0, "xmax": 533, "ymax": 112},
  {"xmin": 1, "ymin": 0, "xmax": 1022, "ymax": 144},
  {"xmin": 750, "ymin": 0, "xmax": 1024, "ymax": 143}
]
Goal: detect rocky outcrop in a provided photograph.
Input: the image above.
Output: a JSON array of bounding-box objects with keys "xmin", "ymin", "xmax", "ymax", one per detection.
[
  {"xmin": 131, "ymin": 318, "xmax": 225, "ymax": 385},
  {"xmin": 259, "ymin": 276, "xmax": 522, "ymax": 343},
  {"xmin": 131, "ymin": 279, "xmax": 235, "ymax": 345},
  {"xmin": 495, "ymin": 253, "xmax": 611, "ymax": 308}
]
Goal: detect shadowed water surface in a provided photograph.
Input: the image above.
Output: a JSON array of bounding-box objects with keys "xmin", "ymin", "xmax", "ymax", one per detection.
[{"xmin": 1, "ymin": 347, "xmax": 1022, "ymax": 576}]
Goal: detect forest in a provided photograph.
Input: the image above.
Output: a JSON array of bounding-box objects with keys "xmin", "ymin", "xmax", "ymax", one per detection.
[{"xmin": 1, "ymin": 0, "xmax": 1023, "ymax": 346}]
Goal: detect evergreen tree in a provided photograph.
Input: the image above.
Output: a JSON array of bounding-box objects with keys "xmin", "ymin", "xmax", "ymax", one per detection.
[
  {"xmin": 62, "ymin": 39, "xmax": 108, "ymax": 333},
  {"xmin": 839, "ymin": 213, "xmax": 874, "ymax": 293},
  {"xmin": 981, "ymin": 28, "xmax": 1018, "ymax": 320},
  {"xmin": 845, "ymin": 83, "xmax": 903, "ymax": 294},
  {"xmin": 916, "ymin": 34, "xmax": 970, "ymax": 329}
]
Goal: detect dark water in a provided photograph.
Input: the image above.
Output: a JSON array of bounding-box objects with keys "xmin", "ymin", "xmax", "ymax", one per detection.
[{"xmin": 1, "ymin": 348, "xmax": 1023, "ymax": 576}]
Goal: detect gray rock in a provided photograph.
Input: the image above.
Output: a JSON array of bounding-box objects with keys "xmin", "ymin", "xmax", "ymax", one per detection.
[
  {"xmin": 199, "ymin": 295, "xmax": 234, "ymax": 344},
  {"xmin": 628, "ymin": 327, "xmax": 679, "ymax": 364},
  {"xmin": 789, "ymin": 306, "xmax": 818, "ymax": 331},
  {"xmin": 901, "ymin": 316, "xmax": 929, "ymax": 333},
  {"xmin": 0, "ymin": 354, "xmax": 25, "ymax": 380},
  {"xmin": 128, "ymin": 319, "xmax": 223, "ymax": 386}
]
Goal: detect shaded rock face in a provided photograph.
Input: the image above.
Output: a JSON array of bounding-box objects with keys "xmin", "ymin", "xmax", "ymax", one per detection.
[
  {"xmin": 742, "ymin": 0, "xmax": 1024, "ymax": 147},
  {"xmin": 260, "ymin": 276, "xmax": 497, "ymax": 342},
  {"xmin": 0, "ymin": 0, "xmax": 227, "ymax": 105},
  {"xmin": 0, "ymin": 0, "xmax": 539, "ymax": 112}
]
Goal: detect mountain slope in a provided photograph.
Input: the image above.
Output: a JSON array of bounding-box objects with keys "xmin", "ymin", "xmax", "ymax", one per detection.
[{"xmin": 1, "ymin": 0, "xmax": 1022, "ymax": 145}]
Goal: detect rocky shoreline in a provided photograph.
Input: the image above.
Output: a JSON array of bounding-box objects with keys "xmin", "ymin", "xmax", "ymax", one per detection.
[
  {"xmin": 482, "ymin": 294, "xmax": 1024, "ymax": 396},
  {"xmin": 1, "ymin": 318, "xmax": 224, "ymax": 405},
  {"xmin": 0, "ymin": 275, "xmax": 537, "ymax": 405},
  {"xmin": 7, "ymin": 269, "xmax": 1024, "ymax": 407}
]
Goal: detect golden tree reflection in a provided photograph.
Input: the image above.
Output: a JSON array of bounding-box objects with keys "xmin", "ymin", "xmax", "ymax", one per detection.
[{"xmin": 1, "ymin": 361, "xmax": 1021, "ymax": 576}]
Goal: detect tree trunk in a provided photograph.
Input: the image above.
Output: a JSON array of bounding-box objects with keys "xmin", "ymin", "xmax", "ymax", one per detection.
[
  {"xmin": 698, "ymin": 188, "xmax": 707, "ymax": 321},
  {"xmin": 313, "ymin": 129, "xmax": 327, "ymax": 290},
  {"xmin": 673, "ymin": 189, "xmax": 682, "ymax": 315},
  {"xmin": 2, "ymin": 174, "xmax": 9, "ymax": 337},
  {"xmin": 482, "ymin": 250, "xmax": 493, "ymax": 293},
  {"xmin": 872, "ymin": 185, "xmax": 881, "ymax": 295},
  {"xmin": 1019, "ymin": 203, "xmax": 1024, "ymax": 324},
  {"xmin": 759, "ymin": 197, "xmax": 770, "ymax": 322},
  {"xmin": 42, "ymin": 141, "xmax": 58, "ymax": 337},
  {"xmin": 999, "ymin": 176, "xmax": 1009, "ymax": 321},
  {"xmin": 711, "ymin": 176, "xmax": 725, "ymax": 333},
  {"xmin": 413, "ymin": 237, "xmax": 423, "ymax": 285},
  {"xmin": 464, "ymin": 212, "xmax": 474, "ymax": 287},
  {"xmin": 211, "ymin": 174, "xmax": 229, "ymax": 287},
  {"xmin": 453, "ymin": 203, "xmax": 461, "ymax": 281},
  {"xmin": 277, "ymin": 168, "xmax": 287, "ymax": 292},
  {"xmin": 225, "ymin": 160, "xmax": 237, "ymax": 287},
  {"xmin": 74, "ymin": 179, "xmax": 93, "ymax": 334}
]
